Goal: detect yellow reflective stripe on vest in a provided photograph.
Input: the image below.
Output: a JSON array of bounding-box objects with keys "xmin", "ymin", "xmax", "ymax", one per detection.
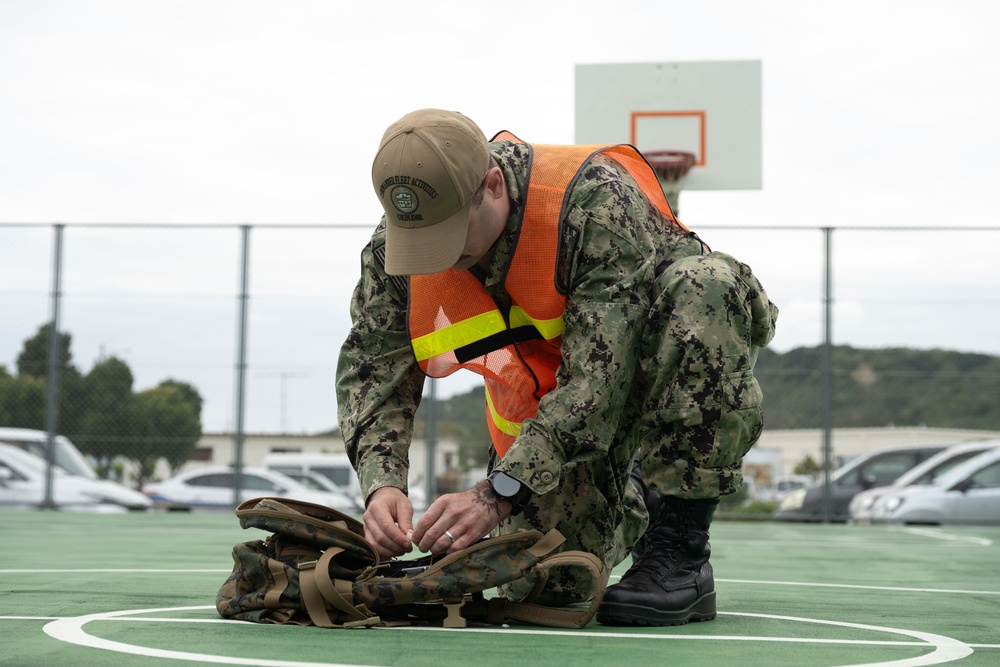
[
  {"xmin": 509, "ymin": 306, "xmax": 564, "ymax": 340},
  {"xmin": 485, "ymin": 385, "xmax": 523, "ymax": 437},
  {"xmin": 412, "ymin": 311, "xmax": 507, "ymax": 362},
  {"xmin": 413, "ymin": 307, "xmax": 564, "ymax": 363}
]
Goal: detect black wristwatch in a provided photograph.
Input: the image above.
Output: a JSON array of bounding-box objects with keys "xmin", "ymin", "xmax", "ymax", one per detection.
[{"xmin": 487, "ymin": 471, "xmax": 532, "ymax": 515}]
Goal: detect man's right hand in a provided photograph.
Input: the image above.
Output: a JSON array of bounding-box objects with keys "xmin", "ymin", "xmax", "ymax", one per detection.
[{"xmin": 363, "ymin": 486, "xmax": 415, "ymax": 559}]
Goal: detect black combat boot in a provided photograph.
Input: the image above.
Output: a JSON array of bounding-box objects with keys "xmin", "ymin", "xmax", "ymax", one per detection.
[{"xmin": 597, "ymin": 495, "xmax": 719, "ymax": 626}]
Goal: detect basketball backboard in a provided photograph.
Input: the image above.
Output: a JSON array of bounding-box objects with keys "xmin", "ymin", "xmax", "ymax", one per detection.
[{"xmin": 575, "ymin": 60, "xmax": 762, "ymax": 190}]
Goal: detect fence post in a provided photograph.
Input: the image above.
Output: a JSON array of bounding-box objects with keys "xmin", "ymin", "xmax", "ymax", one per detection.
[
  {"xmin": 232, "ymin": 225, "xmax": 251, "ymax": 508},
  {"xmin": 42, "ymin": 224, "xmax": 65, "ymax": 509},
  {"xmin": 821, "ymin": 227, "xmax": 834, "ymax": 522}
]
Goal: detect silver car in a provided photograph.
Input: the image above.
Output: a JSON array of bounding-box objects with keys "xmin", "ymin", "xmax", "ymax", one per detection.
[
  {"xmin": 869, "ymin": 447, "xmax": 1000, "ymax": 526},
  {"xmin": 849, "ymin": 441, "xmax": 1000, "ymax": 523}
]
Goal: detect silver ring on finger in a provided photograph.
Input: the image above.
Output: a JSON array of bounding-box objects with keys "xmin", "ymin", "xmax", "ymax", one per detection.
[{"xmin": 444, "ymin": 530, "xmax": 456, "ymax": 542}]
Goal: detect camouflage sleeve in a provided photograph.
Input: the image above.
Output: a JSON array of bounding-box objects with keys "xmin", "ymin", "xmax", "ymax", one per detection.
[
  {"xmin": 494, "ymin": 160, "xmax": 672, "ymax": 495},
  {"xmin": 336, "ymin": 222, "xmax": 426, "ymax": 503}
]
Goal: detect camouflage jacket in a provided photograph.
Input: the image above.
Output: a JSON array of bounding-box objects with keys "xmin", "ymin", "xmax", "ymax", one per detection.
[{"xmin": 337, "ymin": 140, "xmax": 707, "ymax": 502}]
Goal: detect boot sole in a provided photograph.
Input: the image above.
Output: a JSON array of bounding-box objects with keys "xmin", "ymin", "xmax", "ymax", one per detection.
[{"xmin": 596, "ymin": 591, "xmax": 717, "ymax": 627}]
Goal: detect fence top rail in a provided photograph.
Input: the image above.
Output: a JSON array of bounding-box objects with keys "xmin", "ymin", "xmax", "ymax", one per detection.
[
  {"xmin": 0, "ymin": 222, "xmax": 375, "ymax": 229},
  {"xmin": 2, "ymin": 222, "xmax": 999, "ymax": 232}
]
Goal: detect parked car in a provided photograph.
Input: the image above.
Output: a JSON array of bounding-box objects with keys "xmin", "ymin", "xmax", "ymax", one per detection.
[
  {"xmin": 262, "ymin": 451, "xmax": 428, "ymax": 510},
  {"xmin": 0, "ymin": 443, "xmax": 151, "ymax": 512},
  {"xmin": 849, "ymin": 441, "xmax": 1000, "ymax": 523},
  {"xmin": 262, "ymin": 452, "xmax": 363, "ymax": 503},
  {"xmin": 868, "ymin": 447, "xmax": 1000, "ymax": 525},
  {"xmin": 754, "ymin": 475, "xmax": 813, "ymax": 504},
  {"xmin": 773, "ymin": 445, "xmax": 946, "ymax": 522},
  {"xmin": 141, "ymin": 466, "xmax": 358, "ymax": 512},
  {"xmin": 280, "ymin": 470, "xmax": 364, "ymax": 511},
  {"xmin": 0, "ymin": 427, "xmax": 99, "ymax": 479}
]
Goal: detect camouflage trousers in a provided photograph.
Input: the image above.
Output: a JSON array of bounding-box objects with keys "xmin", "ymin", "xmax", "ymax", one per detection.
[{"xmin": 496, "ymin": 251, "xmax": 778, "ymax": 604}]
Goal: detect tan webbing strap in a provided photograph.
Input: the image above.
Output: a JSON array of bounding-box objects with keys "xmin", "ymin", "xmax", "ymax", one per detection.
[
  {"xmin": 525, "ymin": 529, "xmax": 566, "ymax": 559},
  {"xmin": 264, "ymin": 558, "xmax": 290, "ymax": 608},
  {"xmin": 299, "ymin": 561, "xmax": 337, "ymax": 628},
  {"xmin": 489, "ymin": 551, "xmax": 609, "ymax": 629},
  {"xmin": 491, "ymin": 599, "xmax": 594, "ymax": 629},
  {"xmin": 311, "ymin": 548, "xmax": 373, "ymax": 623}
]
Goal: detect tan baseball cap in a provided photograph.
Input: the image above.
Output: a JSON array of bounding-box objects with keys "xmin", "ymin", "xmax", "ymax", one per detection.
[{"xmin": 372, "ymin": 109, "xmax": 491, "ymax": 275}]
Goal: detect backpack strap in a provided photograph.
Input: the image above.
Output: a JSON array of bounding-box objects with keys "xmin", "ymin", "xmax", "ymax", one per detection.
[
  {"xmin": 299, "ymin": 546, "xmax": 382, "ymax": 628},
  {"xmin": 389, "ymin": 549, "xmax": 609, "ymax": 629},
  {"xmin": 497, "ymin": 550, "xmax": 608, "ymax": 629}
]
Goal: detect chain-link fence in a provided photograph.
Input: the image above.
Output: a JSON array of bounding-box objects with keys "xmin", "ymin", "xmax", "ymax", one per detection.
[{"xmin": 2, "ymin": 223, "xmax": 999, "ymax": 498}]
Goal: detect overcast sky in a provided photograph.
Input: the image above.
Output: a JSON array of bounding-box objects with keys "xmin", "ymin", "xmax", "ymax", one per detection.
[{"xmin": 1, "ymin": 0, "xmax": 998, "ymax": 433}]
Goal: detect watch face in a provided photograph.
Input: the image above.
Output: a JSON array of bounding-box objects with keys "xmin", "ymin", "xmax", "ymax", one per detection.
[{"xmin": 490, "ymin": 472, "xmax": 521, "ymax": 497}]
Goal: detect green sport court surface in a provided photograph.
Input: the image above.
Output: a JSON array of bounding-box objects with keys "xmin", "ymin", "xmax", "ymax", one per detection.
[{"xmin": 3, "ymin": 508, "xmax": 998, "ymax": 667}]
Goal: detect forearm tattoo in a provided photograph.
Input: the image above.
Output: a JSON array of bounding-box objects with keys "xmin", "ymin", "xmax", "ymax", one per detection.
[{"xmin": 472, "ymin": 480, "xmax": 510, "ymax": 517}]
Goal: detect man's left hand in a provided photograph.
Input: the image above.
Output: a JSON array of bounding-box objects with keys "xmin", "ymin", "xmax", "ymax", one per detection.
[{"xmin": 411, "ymin": 479, "xmax": 512, "ymax": 554}]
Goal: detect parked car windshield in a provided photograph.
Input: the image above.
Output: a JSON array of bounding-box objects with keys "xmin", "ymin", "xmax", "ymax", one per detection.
[
  {"xmin": 837, "ymin": 452, "xmax": 917, "ymax": 487},
  {"xmin": 911, "ymin": 451, "xmax": 986, "ymax": 485},
  {"xmin": 966, "ymin": 461, "xmax": 1000, "ymax": 489},
  {"xmin": 0, "ymin": 444, "xmax": 68, "ymax": 475},
  {"xmin": 0, "ymin": 435, "xmax": 97, "ymax": 479}
]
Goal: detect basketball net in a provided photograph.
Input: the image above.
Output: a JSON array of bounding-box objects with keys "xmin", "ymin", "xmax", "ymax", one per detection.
[{"xmin": 643, "ymin": 150, "xmax": 696, "ymax": 217}]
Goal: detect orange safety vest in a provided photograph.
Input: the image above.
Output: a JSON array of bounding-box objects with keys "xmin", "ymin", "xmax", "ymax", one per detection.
[{"xmin": 408, "ymin": 133, "xmax": 684, "ymax": 457}]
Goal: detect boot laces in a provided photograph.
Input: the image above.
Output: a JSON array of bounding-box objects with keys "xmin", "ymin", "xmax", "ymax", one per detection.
[{"xmin": 627, "ymin": 522, "xmax": 687, "ymax": 577}]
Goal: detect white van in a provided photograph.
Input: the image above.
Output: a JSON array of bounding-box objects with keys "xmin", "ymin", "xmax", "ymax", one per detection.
[
  {"xmin": 0, "ymin": 428, "xmax": 151, "ymax": 511},
  {"xmin": 263, "ymin": 452, "xmax": 363, "ymax": 505},
  {"xmin": 262, "ymin": 452, "xmax": 428, "ymax": 510},
  {"xmin": 0, "ymin": 427, "xmax": 99, "ymax": 479}
]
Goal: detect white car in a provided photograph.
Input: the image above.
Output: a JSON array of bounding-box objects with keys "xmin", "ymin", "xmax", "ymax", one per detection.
[
  {"xmin": 773, "ymin": 445, "xmax": 947, "ymax": 522},
  {"xmin": 850, "ymin": 441, "xmax": 1000, "ymax": 523},
  {"xmin": 142, "ymin": 465, "xmax": 359, "ymax": 513},
  {"xmin": 0, "ymin": 427, "xmax": 101, "ymax": 479},
  {"xmin": 0, "ymin": 443, "xmax": 151, "ymax": 512},
  {"xmin": 869, "ymin": 447, "xmax": 1000, "ymax": 526}
]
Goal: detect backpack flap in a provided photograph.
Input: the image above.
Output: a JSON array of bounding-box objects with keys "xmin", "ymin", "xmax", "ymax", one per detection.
[{"xmin": 235, "ymin": 497, "xmax": 377, "ymax": 567}]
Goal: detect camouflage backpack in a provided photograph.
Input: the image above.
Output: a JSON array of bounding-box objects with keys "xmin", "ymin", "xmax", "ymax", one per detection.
[{"xmin": 216, "ymin": 497, "xmax": 608, "ymax": 629}]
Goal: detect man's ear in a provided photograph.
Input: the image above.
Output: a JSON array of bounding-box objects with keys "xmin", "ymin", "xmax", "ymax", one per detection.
[{"xmin": 484, "ymin": 166, "xmax": 505, "ymax": 199}]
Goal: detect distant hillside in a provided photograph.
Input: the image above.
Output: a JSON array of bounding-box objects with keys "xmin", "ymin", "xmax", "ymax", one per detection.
[
  {"xmin": 412, "ymin": 346, "xmax": 1000, "ymax": 466},
  {"xmin": 754, "ymin": 345, "xmax": 1000, "ymax": 430}
]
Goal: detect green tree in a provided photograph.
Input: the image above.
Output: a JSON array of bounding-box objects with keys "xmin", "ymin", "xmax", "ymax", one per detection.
[
  {"xmin": 414, "ymin": 386, "xmax": 493, "ymax": 469},
  {"xmin": 131, "ymin": 382, "xmax": 202, "ymax": 486},
  {"xmin": 793, "ymin": 454, "xmax": 823, "ymax": 479},
  {"xmin": 75, "ymin": 357, "xmax": 136, "ymax": 471},
  {"xmin": 6, "ymin": 326, "xmax": 204, "ymax": 484},
  {"xmin": 0, "ymin": 374, "xmax": 46, "ymax": 427},
  {"xmin": 13, "ymin": 323, "xmax": 86, "ymax": 435},
  {"xmin": 16, "ymin": 323, "xmax": 73, "ymax": 379},
  {"xmin": 157, "ymin": 379, "xmax": 204, "ymax": 418}
]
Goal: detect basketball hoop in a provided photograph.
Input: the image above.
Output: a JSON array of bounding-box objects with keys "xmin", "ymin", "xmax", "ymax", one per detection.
[{"xmin": 643, "ymin": 150, "xmax": 697, "ymax": 216}]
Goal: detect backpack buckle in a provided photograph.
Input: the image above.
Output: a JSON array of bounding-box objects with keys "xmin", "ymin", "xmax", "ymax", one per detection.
[
  {"xmin": 442, "ymin": 597, "xmax": 467, "ymax": 628},
  {"xmin": 343, "ymin": 615, "xmax": 382, "ymax": 629}
]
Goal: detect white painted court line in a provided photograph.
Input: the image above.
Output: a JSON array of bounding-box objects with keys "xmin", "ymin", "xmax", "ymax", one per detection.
[
  {"xmin": 716, "ymin": 579, "xmax": 1000, "ymax": 596},
  {"xmin": 7, "ymin": 566, "xmax": 997, "ymax": 598},
  {"xmin": 0, "ymin": 568, "xmax": 230, "ymax": 573},
  {"xmin": 895, "ymin": 527, "xmax": 993, "ymax": 546},
  {"xmin": 41, "ymin": 605, "xmax": 976, "ymax": 667},
  {"xmin": 727, "ymin": 527, "xmax": 994, "ymax": 549}
]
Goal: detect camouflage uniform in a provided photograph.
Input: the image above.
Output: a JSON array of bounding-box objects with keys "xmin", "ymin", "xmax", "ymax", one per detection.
[{"xmin": 337, "ymin": 140, "xmax": 778, "ymax": 602}]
